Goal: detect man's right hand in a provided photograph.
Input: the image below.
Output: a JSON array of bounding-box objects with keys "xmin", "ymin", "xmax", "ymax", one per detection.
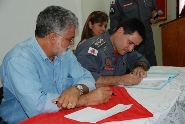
[{"xmin": 120, "ymin": 73, "xmax": 142, "ymax": 86}]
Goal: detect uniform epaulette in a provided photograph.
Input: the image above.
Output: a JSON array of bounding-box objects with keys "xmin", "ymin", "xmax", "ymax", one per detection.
[
  {"xmin": 77, "ymin": 41, "xmax": 84, "ymax": 47},
  {"xmin": 91, "ymin": 37, "xmax": 106, "ymax": 49}
]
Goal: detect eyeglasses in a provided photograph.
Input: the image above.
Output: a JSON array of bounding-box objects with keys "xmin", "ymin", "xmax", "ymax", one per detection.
[{"xmin": 55, "ymin": 32, "xmax": 74, "ymax": 43}]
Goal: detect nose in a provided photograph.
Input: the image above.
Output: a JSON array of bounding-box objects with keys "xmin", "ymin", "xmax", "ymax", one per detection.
[{"xmin": 102, "ymin": 26, "xmax": 106, "ymax": 32}]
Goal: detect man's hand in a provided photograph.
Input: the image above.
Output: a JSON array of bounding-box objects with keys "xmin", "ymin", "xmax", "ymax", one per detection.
[
  {"xmin": 118, "ymin": 74, "xmax": 142, "ymax": 86},
  {"xmin": 150, "ymin": 11, "xmax": 159, "ymax": 24},
  {"xmin": 150, "ymin": 18, "xmax": 159, "ymax": 24},
  {"xmin": 77, "ymin": 87, "xmax": 112, "ymax": 107},
  {"xmin": 52, "ymin": 86, "xmax": 81, "ymax": 109},
  {"xmin": 132, "ymin": 66, "xmax": 147, "ymax": 79}
]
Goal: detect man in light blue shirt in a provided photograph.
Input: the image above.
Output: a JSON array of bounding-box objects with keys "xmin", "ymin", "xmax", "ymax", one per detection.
[{"xmin": 0, "ymin": 6, "xmax": 112, "ymax": 124}]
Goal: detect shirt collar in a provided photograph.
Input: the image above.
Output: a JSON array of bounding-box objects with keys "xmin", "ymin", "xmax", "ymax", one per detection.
[
  {"xmin": 103, "ymin": 30, "xmax": 115, "ymax": 56},
  {"xmin": 31, "ymin": 36, "xmax": 49, "ymax": 61}
]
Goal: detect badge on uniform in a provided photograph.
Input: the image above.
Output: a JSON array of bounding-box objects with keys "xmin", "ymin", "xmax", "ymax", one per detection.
[
  {"xmin": 88, "ymin": 47, "xmax": 98, "ymax": 56},
  {"xmin": 104, "ymin": 46, "xmax": 108, "ymax": 55},
  {"xmin": 105, "ymin": 57, "xmax": 112, "ymax": 66},
  {"xmin": 92, "ymin": 37, "xmax": 105, "ymax": 48},
  {"xmin": 123, "ymin": 61, "xmax": 127, "ymax": 65},
  {"xmin": 110, "ymin": 7, "xmax": 115, "ymax": 14},
  {"xmin": 104, "ymin": 57, "xmax": 114, "ymax": 70}
]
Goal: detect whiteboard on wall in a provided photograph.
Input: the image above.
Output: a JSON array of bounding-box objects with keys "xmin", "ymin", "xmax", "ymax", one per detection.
[{"xmin": 0, "ymin": 0, "xmax": 82, "ymax": 63}]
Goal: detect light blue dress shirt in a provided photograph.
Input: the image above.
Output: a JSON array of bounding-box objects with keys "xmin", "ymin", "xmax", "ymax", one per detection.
[{"xmin": 0, "ymin": 37, "xmax": 96, "ymax": 124}]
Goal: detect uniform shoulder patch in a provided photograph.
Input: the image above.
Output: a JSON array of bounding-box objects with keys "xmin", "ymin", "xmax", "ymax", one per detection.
[
  {"xmin": 88, "ymin": 47, "xmax": 98, "ymax": 56},
  {"xmin": 91, "ymin": 37, "xmax": 106, "ymax": 49}
]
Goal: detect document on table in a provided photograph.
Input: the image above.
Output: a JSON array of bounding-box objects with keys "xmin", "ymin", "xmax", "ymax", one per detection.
[
  {"xmin": 64, "ymin": 104, "xmax": 132, "ymax": 123},
  {"xmin": 119, "ymin": 72, "xmax": 179, "ymax": 90}
]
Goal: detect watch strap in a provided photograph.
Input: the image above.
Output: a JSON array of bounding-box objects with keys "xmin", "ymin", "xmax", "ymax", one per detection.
[{"xmin": 75, "ymin": 84, "xmax": 83, "ymax": 95}]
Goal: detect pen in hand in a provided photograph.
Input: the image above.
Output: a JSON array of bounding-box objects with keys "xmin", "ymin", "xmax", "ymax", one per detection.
[{"xmin": 112, "ymin": 93, "xmax": 117, "ymax": 96}]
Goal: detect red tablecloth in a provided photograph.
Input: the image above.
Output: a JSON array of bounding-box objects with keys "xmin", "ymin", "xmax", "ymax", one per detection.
[{"xmin": 20, "ymin": 86, "xmax": 153, "ymax": 124}]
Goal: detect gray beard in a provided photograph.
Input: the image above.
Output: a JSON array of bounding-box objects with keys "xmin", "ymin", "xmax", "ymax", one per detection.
[
  {"xmin": 58, "ymin": 46, "xmax": 70, "ymax": 56},
  {"xmin": 58, "ymin": 50, "xmax": 67, "ymax": 56}
]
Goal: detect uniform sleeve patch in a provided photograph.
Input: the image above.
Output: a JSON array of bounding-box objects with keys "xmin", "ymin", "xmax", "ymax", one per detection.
[{"xmin": 88, "ymin": 47, "xmax": 98, "ymax": 56}]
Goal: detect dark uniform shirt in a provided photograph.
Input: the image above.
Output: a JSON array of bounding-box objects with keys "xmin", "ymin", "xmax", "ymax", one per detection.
[
  {"xmin": 75, "ymin": 30, "xmax": 150, "ymax": 81},
  {"xmin": 109, "ymin": 0, "xmax": 157, "ymax": 55}
]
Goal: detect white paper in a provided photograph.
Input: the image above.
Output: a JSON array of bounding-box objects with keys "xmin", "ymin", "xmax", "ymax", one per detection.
[
  {"xmin": 142, "ymin": 73, "xmax": 174, "ymax": 81},
  {"xmin": 118, "ymin": 72, "xmax": 179, "ymax": 90},
  {"xmin": 64, "ymin": 104, "xmax": 132, "ymax": 123}
]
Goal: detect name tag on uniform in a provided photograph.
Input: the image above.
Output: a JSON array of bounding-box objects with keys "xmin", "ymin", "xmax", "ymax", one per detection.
[
  {"xmin": 123, "ymin": 2, "xmax": 134, "ymax": 7},
  {"xmin": 104, "ymin": 66, "xmax": 114, "ymax": 70}
]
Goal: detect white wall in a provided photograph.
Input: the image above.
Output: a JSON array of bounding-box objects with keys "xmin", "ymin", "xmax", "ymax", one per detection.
[
  {"xmin": 81, "ymin": 0, "xmax": 110, "ymax": 29},
  {"xmin": 0, "ymin": 0, "xmax": 82, "ymax": 63}
]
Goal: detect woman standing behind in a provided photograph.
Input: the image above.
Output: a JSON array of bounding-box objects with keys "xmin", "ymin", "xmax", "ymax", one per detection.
[{"xmin": 79, "ymin": 11, "xmax": 108, "ymax": 43}]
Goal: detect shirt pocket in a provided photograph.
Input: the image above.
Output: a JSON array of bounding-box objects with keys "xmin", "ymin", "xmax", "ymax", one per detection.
[
  {"xmin": 122, "ymin": 3, "xmax": 138, "ymax": 17},
  {"xmin": 115, "ymin": 65, "xmax": 127, "ymax": 75},
  {"xmin": 123, "ymin": 5, "xmax": 135, "ymax": 12},
  {"xmin": 100, "ymin": 69, "xmax": 114, "ymax": 76}
]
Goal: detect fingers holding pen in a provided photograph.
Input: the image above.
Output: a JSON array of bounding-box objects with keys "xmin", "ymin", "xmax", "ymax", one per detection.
[
  {"xmin": 121, "ymin": 74, "xmax": 141, "ymax": 86},
  {"xmin": 131, "ymin": 68, "xmax": 147, "ymax": 79}
]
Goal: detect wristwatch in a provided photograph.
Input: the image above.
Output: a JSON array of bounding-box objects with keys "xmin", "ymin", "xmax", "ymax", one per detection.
[{"xmin": 75, "ymin": 84, "xmax": 83, "ymax": 95}]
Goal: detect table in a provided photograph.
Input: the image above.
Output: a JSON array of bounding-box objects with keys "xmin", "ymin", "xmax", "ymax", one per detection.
[
  {"xmin": 21, "ymin": 66, "xmax": 185, "ymax": 124},
  {"xmin": 105, "ymin": 66, "xmax": 185, "ymax": 124}
]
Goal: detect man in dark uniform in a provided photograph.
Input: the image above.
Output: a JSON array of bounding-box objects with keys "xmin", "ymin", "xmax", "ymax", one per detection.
[
  {"xmin": 75, "ymin": 18, "xmax": 150, "ymax": 87},
  {"xmin": 109, "ymin": 0, "xmax": 159, "ymax": 66}
]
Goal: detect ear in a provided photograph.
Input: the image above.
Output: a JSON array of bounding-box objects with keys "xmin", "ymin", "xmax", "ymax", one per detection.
[
  {"xmin": 115, "ymin": 27, "xmax": 124, "ymax": 36},
  {"xmin": 117, "ymin": 27, "xmax": 124, "ymax": 33},
  {"xmin": 48, "ymin": 33, "xmax": 56, "ymax": 45},
  {"xmin": 88, "ymin": 21, "xmax": 93, "ymax": 29}
]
